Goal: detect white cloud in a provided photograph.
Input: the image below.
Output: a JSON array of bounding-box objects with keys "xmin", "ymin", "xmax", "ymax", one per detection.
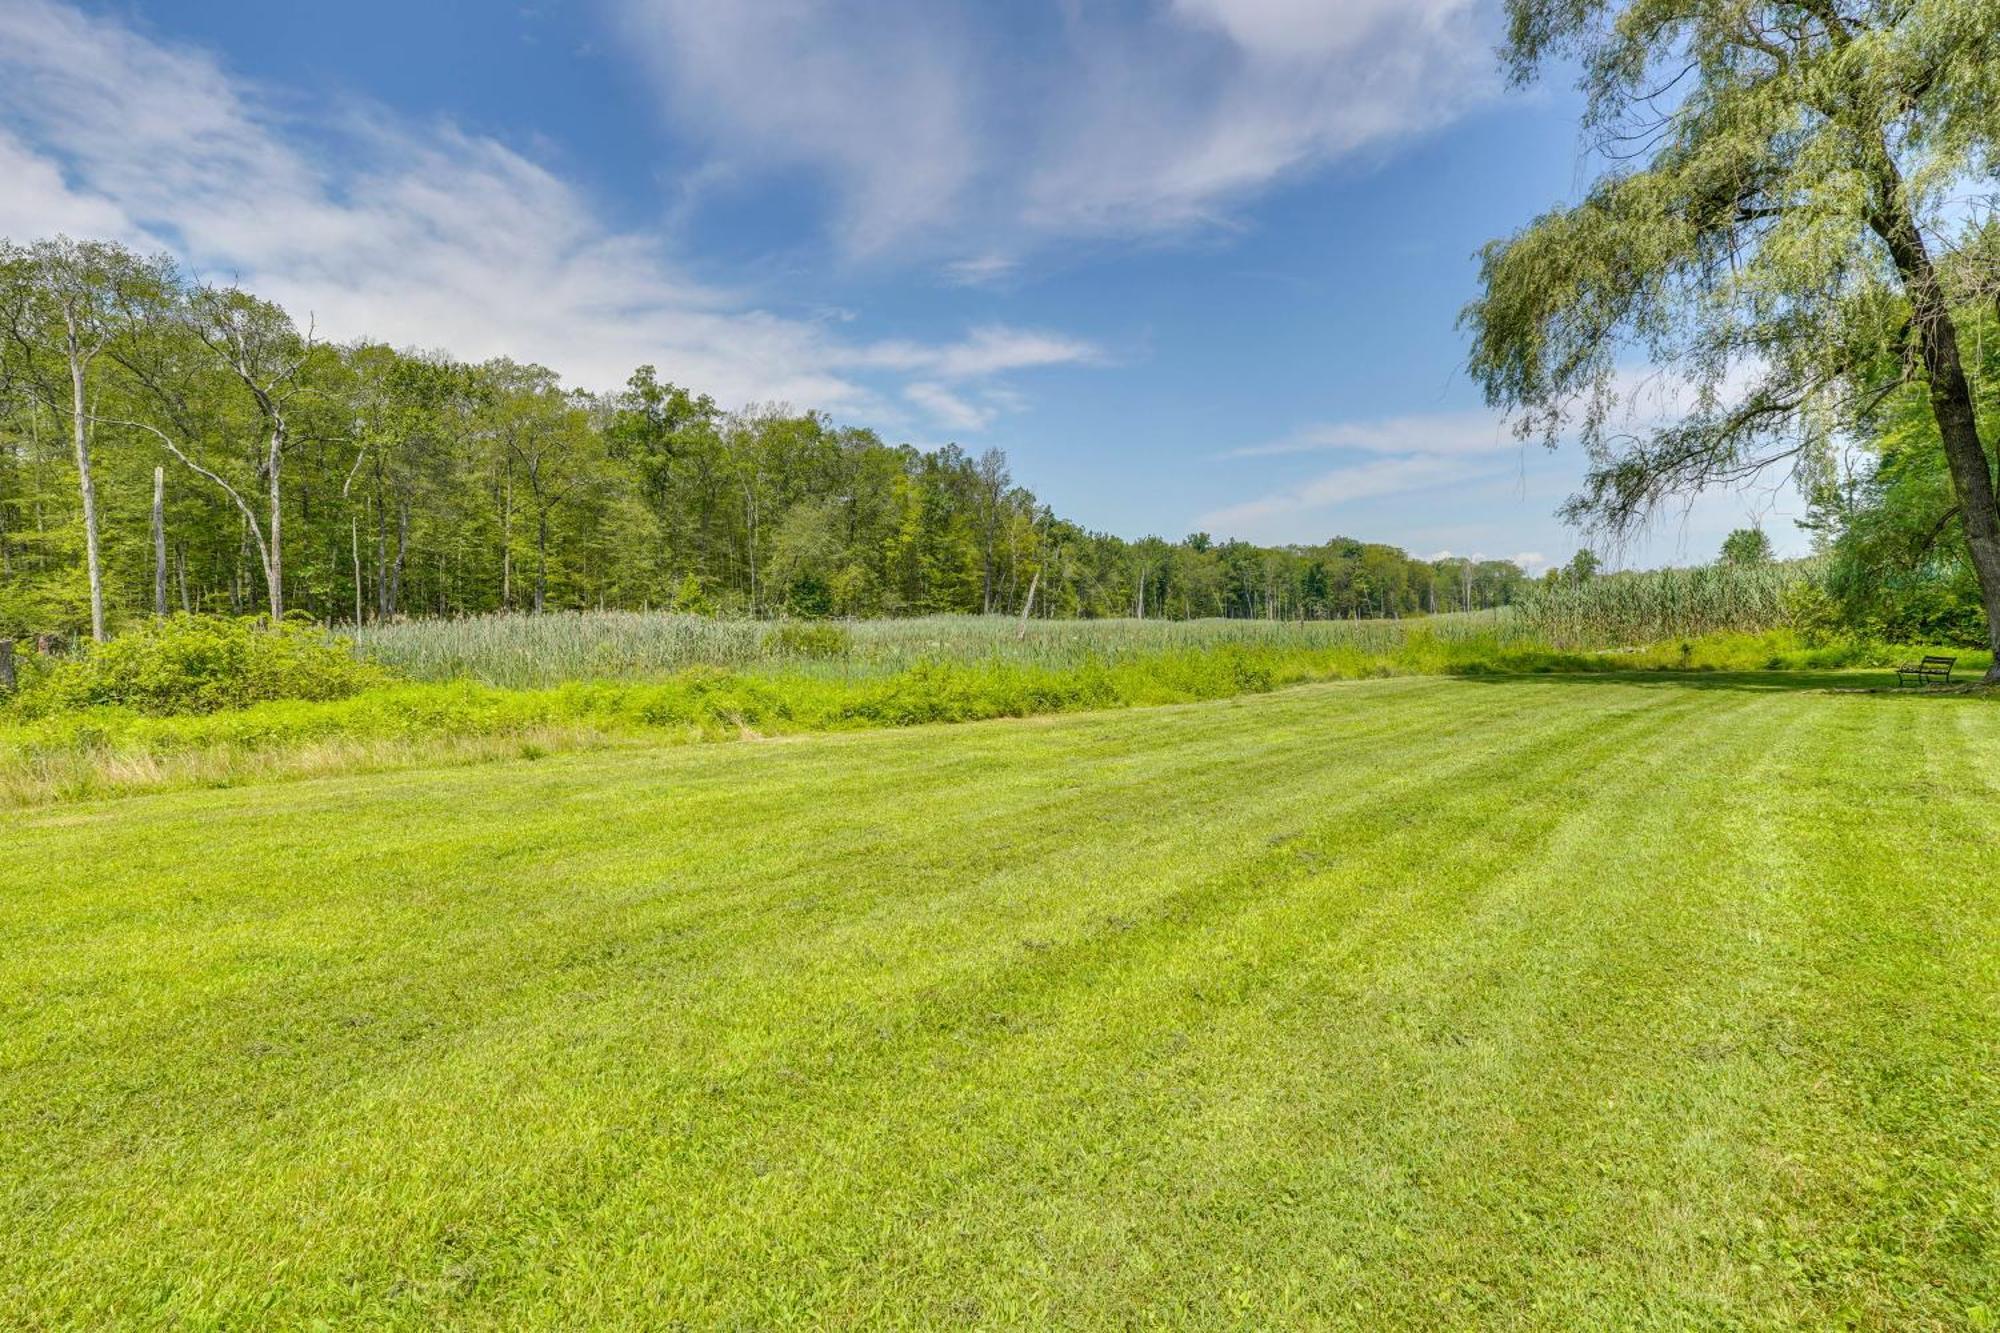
[
  {"xmin": 903, "ymin": 382, "xmax": 993, "ymax": 434},
  {"xmin": 1224, "ymin": 410, "xmax": 1513, "ymax": 459},
  {"xmin": 1173, "ymin": 0, "xmax": 1434, "ymax": 56},
  {"xmin": 1427, "ymin": 548, "xmax": 1551, "ymax": 571},
  {"xmin": 1199, "ymin": 406, "xmax": 1532, "ymax": 539},
  {"xmin": 855, "ymin": 325, "xmax": 1103, "ymax": 380},
  {"xmin": 0, "ymin": 129, "xmax": 141, "ymax": 243},
  {"xmin": 613, "ymin": 0, "xmax": 977, "ymax": 257},
  {"xmin": 0, "ymin": 0, "xmax": 1090, "ymax": 424},
  {"xmin": 1203, "ymin": 379, "xmax": 1816, "ymax": 553},
  {"xmin": 941, "ymin": 254, "xmax": 1020, "ymax": 287},
  {"xmin": 1199, "ymin": 452, "xmax": 1465, "ymax": 534},
  {"xmin": 1026, "ymin": 0, "xmax": 1489, "ymax": 237},
  {"xmin": 610, "ymin": 0, "xmax": 1496, "ymax": 254}
]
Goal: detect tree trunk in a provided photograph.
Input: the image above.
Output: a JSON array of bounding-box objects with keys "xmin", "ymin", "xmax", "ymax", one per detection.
[
  {"xmin": 390, "ymin": 499, "xmax": 410, "ymax": 615},
  {"xmin": 152, "ymin": 466, "xmax": 167, "ymax": 617},
  {"xmin": 376, "ymin": 488, "xmax": 391, "ymax": 618},
  {"xmin": 67, "ymin": 347, "xmax": 106, "ymax": 642},
  {"xmin": 1016, "ymin": 566, "xmax": 1040, "ymax": 640},
  {"xmin": 743, "ymin": 477, "xmax": 759, "ymax": 616},
  {"xmin": 500, "ymin": 474, "xmax": 513, "ymax": 609},
  {"xmin": 352, "ymin": 514, "xmax": 364, "ymax": 626},
  {"xmin": 264, "ymin": 424, "xmax": 285, "ymax": 622},
  {"xmin": 535, "ymin": 509, "xmax": 549, "ymax": 614},
  {"xmin": 1873, "ymin": 197, "xmax": 2000, "ymax": 682}
]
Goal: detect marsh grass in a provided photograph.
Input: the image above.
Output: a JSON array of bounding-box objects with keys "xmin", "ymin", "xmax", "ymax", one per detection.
[
  {"xmin": 1515, "ymin": 560, "xmax": 1823, "ymax": 648},
  {"xmin": 351, "ymin": 609, "xmax": 1526, "ymax": 687}
]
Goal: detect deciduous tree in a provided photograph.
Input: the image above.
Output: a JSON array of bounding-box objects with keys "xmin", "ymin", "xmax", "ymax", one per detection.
[
  {"xmin": 0, "ymin": 238, "xmax": 168, "ymax": 640},
  {"xmin": 1466, "ymin": 0, "xmax": 2000, "ymax": 679}
]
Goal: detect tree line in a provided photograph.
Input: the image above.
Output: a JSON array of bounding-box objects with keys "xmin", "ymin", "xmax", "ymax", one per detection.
[{"xmin": 0, "ymin": 236, "xmax": 1532, "ymax": 641}]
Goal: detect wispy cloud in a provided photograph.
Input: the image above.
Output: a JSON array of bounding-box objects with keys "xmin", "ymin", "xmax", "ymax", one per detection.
[
  {"xmin": 0, "ymin": 127, "xmax": 138, "ymax": 242},
  {"xmin": 902, "ymin": 382, "xmax": 993, "ymax": 434},
  {"xmin": 1198, "ymin": 406, "xmax": 1530, "ymax": 539},
  {"xmin": 855, "ymin": 325, "xmax": 1104, "ymax": 380},
  {"xmin": 1427, "ymin": 548, "xmax": 1551, "ymax": 571},
  {"xmin": 1025, "ymin": 0, "xmax": 1492, "ymax": 239},
  {"xmin": 0, "ymin": 0, "xmax": 1095, "ymax": 429},
  {"xmin": 1203, "ymin": 373, "xmax": 1814, "ymax": 550},
  {"xmin": 612, "ymin": 0, "xmax": 978, "ymax": 258},
  {"xmin": 1222, "ymin": 410, "xmax": 1513, "ymax": 459},
  {"xmin": 611, "ymin": 0, "xmax": 1496, "ymax": 256},
  {"xmin": 1199, "ymin": 453, "xmax": 1467, "ymax": 534},
  {"xmin": 940, "ymin": 254, "xmax": 1020, "ymax": 288}
]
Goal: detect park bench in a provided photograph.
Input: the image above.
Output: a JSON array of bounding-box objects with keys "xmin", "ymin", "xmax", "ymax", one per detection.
[{"xmin": 1895, "ymin": 654, "xmax": 1956, "ymax": 687}]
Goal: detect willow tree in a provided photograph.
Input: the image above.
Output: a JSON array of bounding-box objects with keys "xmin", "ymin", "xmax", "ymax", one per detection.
[{"xmin": 1464, "ymin": 0, "xmax": 2000, "ymax": 679}]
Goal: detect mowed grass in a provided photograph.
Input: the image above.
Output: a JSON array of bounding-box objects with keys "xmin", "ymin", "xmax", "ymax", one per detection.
[{"xmin": 4, "ymin": 675, "xmax": 1997, "ymax": 1328}]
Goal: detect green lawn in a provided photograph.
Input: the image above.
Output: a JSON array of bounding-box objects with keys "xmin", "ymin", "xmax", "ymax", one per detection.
[{"xmin": 5, "ymin": 674, "xmax": 1997, "ymax": 1328}]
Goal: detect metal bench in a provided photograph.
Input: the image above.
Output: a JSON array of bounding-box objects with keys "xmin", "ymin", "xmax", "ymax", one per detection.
[{"xmin": 1895, "ymin": 654, "xmax": 1956, "ymax": 687}]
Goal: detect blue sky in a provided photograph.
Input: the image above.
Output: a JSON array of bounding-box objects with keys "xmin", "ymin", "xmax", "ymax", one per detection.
[{"xmin": 0, "ymin": 0, "xmax": 1808, "ymax": 569}]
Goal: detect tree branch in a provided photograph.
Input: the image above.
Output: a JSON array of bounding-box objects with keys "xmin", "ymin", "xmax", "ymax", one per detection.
[{"xmin": 91, "ymin": 410, "xmax": 271, "ymax": 569}]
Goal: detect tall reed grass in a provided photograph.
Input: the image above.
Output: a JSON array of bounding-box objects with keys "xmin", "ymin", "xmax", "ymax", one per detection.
[
  {"xmin": 1514, "ymin": 560, "xmax": 1821, "ymax": 649},
  {"xmin": 352, "ymin": 610, "xmax": 1528, "ymax": 687}
]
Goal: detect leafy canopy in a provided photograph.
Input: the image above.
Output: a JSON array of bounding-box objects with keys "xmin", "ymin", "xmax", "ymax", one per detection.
[
  {"xmin": 1464, "ymin": 0, "xmax": 2000, "ymax": 532},
  {"xmin": 1719, "ymin": 526, "xmax": 1775, "ymax": 565}
]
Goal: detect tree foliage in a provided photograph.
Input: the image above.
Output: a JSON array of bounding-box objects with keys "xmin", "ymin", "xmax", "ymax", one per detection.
[
  {"xmin": 1719, "ymin": 527, "xmax": 1774, "ymax": 566},
  {"xmin": 1464, "ymin": 0, "xmax": 2000, "ymax": 671},
  {"xmin": 0, "ymin": 236, "xmax": 1534, "ymax": 638},
  {"xmin": 1802, "ymin": 305, "xmax": 2000, "ymax": 643}
]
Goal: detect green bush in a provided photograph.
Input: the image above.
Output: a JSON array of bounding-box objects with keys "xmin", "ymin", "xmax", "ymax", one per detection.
[
  {"xmin": 1845, "ymin": 568, "xmax": 1989, "ymax": 647},
  {"xmin": 12, "ymin": 615, "xmax": 390, "ymax": 717},
  {"xmin": 1778, "ymin": 579, "xmax": 1848, "ymax": 647}
]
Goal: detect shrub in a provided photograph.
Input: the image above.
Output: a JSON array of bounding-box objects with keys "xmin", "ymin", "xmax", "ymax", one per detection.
[
  {"xmin": 1779, "ymin": 579, "xmax": 1847, "ymax": 647},
  {"xmin": 1831, "ymin": 562, "xmax": 1990, "ymax": 647},
  {"xmin": 13, "ymin": 615, "xmax": 390, "ymax": 717}
]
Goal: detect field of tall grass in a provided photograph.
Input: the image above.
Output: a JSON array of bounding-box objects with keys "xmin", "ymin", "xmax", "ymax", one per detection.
[
  {"xmin": 352, "ymin": 562, "xmax": 1838, "ymax": 689},
  {"xmin": 352, "ymin": 609, "xmax": 1528, "ymax": 687},
  {"xmin": 1514, "ymin": 559, "xmax": 1822, "ymax": 648}
]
